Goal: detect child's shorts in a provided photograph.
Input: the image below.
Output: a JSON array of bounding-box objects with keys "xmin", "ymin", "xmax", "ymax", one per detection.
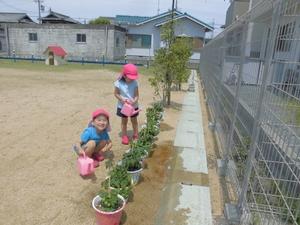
[
  {"xmin": 116, "ymin": 107, "xmax": 139, "ymax": 118},
  {"xmin": 81, "ymin": 140, "xmax": 100, "ymax": 148}
]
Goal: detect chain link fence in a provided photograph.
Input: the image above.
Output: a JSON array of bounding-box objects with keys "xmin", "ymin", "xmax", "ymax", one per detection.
[{"xmin": 200, "ymin": 0, "xmax": 300, "ymax": 224}]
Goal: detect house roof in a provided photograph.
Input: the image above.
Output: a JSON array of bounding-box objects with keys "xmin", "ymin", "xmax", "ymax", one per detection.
[
  {"xmin": 44, "ymin": 46, "xmax": 67, "ymax": 57},
  {"xmin": 41, "ymin": 11, "xmax": 80, "ymax": 24},
  {"xmin": 135, "ymin": 10, "xmax": 182, "ymax": 26},
  {"xmin": 0, "ymin": 12, "xmax": 34, "ymax": 23},
  {"xmin": 115, "ymin": 15, "xmax": 150, "ymax": 25},
  {"xmin": 154, "ymin": 13, "xmax": 214, "ymax": 32},
  {"xmin": 132, "ymin": 10, "xmax": 213, "ymax": 32}
]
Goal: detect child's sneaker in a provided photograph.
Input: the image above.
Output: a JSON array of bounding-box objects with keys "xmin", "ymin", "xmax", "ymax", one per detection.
[
  {"xmin": 122, "ymin": 135, "xmax": 129, "ymax": 145},
  {"xmin": 132, "ymin": 134, "xmax": 139, "ymax": 141},
  {"xmin": 93, "ymin": 160, "xmax": 100, "ymax": 168},
  {"xmin": 92, "ymin": 153, "xmax": 105, "ymax": 162}
]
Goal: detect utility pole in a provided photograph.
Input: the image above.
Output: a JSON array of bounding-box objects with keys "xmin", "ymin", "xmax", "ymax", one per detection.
[
  {"xmin": 171, "ymin": 0, "xmax": 175, "ymax": 41},
  {"xmin": 165, "ymin": 0, "xmax": 176, "ymax": 106},
  {"xmin": 171, "ymin": 0, "xmax": 175, "ymax": 17},
  {"xmin": 34, "ymin": 0, "xmax": 43, "ymax": 24},
  {"xmin": 157, "ymin": 0, "xmax": 160, "ymax": 15}
]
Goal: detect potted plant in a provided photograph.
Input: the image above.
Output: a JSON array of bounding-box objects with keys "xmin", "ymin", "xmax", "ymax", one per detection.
[
  {"xmin": 92, "ymin": 158, "xmax": 126, "ymax": 225},
  {"xmin": 92, "ymin": 189, "xmax": 125, "ymax": 225},
  {"xmin": 101, "ymin": 165, "xmax": 132, "ymax": 202},
  {"xmin": 146, "ymin": 120, "xmax": 160, "ymax": 136},
  {"xmin": 122, "ymin": 150, "xmax": 143, "ymax": 185},
  {"xmin": 139, "ymin": 126, "xmax": 159, "ymax": 145},
  {"xmin": 153, "ymin": 101, "xmax": 164, "ymax": 120},
  {"xmin": 130, "ymin": 141, "xmax": 150, "ymax": 158},
  {"xmin": 153, "ymin": 101, "xmax": 164, "ymax": 113}
]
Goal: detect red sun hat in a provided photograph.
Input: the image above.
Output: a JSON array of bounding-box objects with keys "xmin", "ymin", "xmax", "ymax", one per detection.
[
  {"xmin": 122, "ymin": 63, "xmax": 139, "ymax": 80},
  {"xmin": 92, "ymin": 108, "xmax": 110, "ymax": 120}
]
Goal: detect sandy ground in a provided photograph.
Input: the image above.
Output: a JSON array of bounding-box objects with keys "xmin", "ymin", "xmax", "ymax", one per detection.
[{"xmin": 0, "ymin": 67, "xmax": 185, "ymax": 225}]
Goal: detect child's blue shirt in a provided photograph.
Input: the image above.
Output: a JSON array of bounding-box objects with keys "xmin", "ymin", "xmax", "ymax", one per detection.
[
  {"xmin": 80, "ymin": 126, "xmax": 110, "ymax": 145},
  {"xmin": 114, "ymin": 79, "xmax": 138, "ymax": 109}
]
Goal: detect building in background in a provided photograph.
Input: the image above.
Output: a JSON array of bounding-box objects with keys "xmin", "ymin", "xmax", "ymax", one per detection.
[
  {"xmin": 0, "ymin": 12, "xmax": 34, "ymax": 24},
  {"xmin": 225, "ymin": 0, "xmax": 249, "ymax": 27},
  {"xmin": 0, "ymin": 11, "xmax": 126, "ymax": 60},
  {"xmin": 0, "ymin": 10, "xmax": 213, "ymax": 63},
  {"xmin": 114, "ymin": 10, "xmax": 213, "ymax": 64},
  {"xmin": 41, "ymin": 10, "xmax": 81, "ymax": 24}
]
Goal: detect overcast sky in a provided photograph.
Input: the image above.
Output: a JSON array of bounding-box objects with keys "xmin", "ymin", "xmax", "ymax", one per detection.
[{"xmin": 0, "ymin": 0, "xmax": 230, "ymax": 32}]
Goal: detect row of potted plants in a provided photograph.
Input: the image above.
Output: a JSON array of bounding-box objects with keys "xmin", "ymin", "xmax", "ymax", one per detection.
[{"xmin": 92, "ymin": 101, "xmax": 164, "ymax": 225}]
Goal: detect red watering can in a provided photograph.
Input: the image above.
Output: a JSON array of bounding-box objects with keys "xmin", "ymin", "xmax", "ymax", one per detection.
[
  {"xmin": 121, "ymin": 102, "xmax": 141, "ymax": 117},
  {"xmin": 77, "ymin": 152, "xmax": 95, "ymax": 176}
]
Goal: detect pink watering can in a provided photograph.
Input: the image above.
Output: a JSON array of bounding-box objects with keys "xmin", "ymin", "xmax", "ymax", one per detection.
[
  {"xmin": 77, "ymin": 152, "xmax": 95, "ymax": 176},
  {"xmin": 121, "ymin": 102, "xmax": 141, "ymax": 117}
]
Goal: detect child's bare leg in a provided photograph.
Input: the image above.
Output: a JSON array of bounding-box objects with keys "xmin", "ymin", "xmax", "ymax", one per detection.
[
  {"xmin": 121, "ymin": 117, "xmax": 128, "ymax": 136},
  {"xmin": 131, "ymin": 116, "xmax": 138, "ymax": 136},
  {"xmin": 83, "ymin": 140, "xmax": 96, "ymax": 157},
  {"xmin": 95, "ymin": 141, "xmax": 107, "ymax": 154}
]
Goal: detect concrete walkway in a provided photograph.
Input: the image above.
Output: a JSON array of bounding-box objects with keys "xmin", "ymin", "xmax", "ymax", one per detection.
[{"xmin": 155, "ymin": 70, "xmax": 213, "ymax": 225}]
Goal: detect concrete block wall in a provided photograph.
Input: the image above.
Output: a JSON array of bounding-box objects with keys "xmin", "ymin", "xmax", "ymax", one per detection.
[
  {"xmin": 0, "ymin": 24, "xmax": 8, "ymax": 54},
  {"xmin": 5, "ymin": 24, "xmax": 126, "ymax": 61}
]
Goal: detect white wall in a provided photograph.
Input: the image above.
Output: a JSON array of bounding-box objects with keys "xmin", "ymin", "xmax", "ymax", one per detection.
[{"xmin": 127, "ymin": 15, "xmax": 208, "ymax": 58}]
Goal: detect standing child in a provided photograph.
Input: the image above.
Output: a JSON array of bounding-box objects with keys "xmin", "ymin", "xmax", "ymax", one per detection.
[
  {"xmin": 75, "ymin": 108, "xmax": 112, "ymax": 167},
  {"xmin": 114, "ymin": 63, "xmax": 140, "ymax": 145}
]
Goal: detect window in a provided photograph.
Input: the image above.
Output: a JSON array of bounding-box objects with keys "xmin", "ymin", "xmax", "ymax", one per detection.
[
  {"xmin": 76, "ymin": 34, "xmax": 86, "ymax": 43},
  {"xmin": 282, "ymin": 0, "xmax": 299, "ymax": 15},
  {"xmin": 176, "ymin": 36, "xmax": 203, "ymax": 52},
  {"xmin": 192, "ymin": 37, "xmax": 203, "ymax": 51},
  {"xmin": 0, "ymin": 41, "xmax": 2, "ymax": 51},
  {"xmin": 276, "ymin": 22, "xmax": 295, "ymax": 52},
  {"xmin": 28, "ymin": 33, "xmax": 38, "ymax": 41},
  {"xmin": 126, "ymin": 34, "xmax": 151, "ymax": 48},
  {"xmin": 116, "ymin": 37, "xmax": 120, "ymax": 47}
]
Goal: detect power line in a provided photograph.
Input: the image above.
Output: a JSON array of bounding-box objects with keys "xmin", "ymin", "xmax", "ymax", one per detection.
[{"xmin": 0, "ymin": 0, "xmax": 35, "ymax": 13}]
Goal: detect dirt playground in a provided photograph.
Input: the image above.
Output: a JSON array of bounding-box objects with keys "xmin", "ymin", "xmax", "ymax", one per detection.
[{"xmin": 0, "ymin": 66, "xmax": 189, "ymax": 225}]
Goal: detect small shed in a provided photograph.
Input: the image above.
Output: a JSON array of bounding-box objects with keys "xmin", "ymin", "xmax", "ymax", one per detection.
[{"xmin": 44, "ymin": 46, "xmax": 67, "ymax": 66}]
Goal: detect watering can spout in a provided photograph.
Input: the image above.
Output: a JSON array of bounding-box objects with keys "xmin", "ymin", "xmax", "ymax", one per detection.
[{"xmin": 133, "ymin": 109, "xmax": 141, "ymax": 114}]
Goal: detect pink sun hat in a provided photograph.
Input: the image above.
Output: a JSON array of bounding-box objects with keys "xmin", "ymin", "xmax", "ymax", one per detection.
[
  {"xmin": 91, "ymin": 108, "xmax": 111, "ymax": 131},
  {"xmin": 92, "ymin": 108, "xmax": 110, "ymax": 120},
  {"xmin": 122, "ymin": 63, "xmax": 139, "ymax": 80}
]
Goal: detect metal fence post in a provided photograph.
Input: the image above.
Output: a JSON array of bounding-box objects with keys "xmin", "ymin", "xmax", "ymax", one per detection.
[
  {"xmin": 237, "ymin": 0, "xmax": 282, "ymax": 214},
  {"xmin": 214, "ymin": 37, "xmax": 227, "ymax": 144},
  {"xmin": 224, "ymin": 22, "xmax": 250, "ymax": 171},
  {"xmin": 13, "ymin": 51, "xmax": 16, "ymax": 62}
]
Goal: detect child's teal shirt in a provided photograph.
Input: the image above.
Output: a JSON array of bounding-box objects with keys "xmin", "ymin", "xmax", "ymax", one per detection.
[{"xmin": 80, "ymin": 126, "xmax": 110, "ymax": 145}]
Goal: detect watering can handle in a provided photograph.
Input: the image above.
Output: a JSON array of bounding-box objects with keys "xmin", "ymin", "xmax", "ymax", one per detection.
[{"xmin": 73, "ymin": 144, "xmax": 87, "ymax": 157}]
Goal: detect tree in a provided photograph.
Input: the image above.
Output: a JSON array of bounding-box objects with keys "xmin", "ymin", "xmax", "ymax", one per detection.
[
  {"xmin": 150, "ymin": 21, "xmax": 191, "ymax": 105},
  {"xmin": 89, "ymin": 17, "xmax": 111, "ymax": 25},
  {"xmin": 170, "ymin": 37, "xmax": 192, "ymax": 90}
]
